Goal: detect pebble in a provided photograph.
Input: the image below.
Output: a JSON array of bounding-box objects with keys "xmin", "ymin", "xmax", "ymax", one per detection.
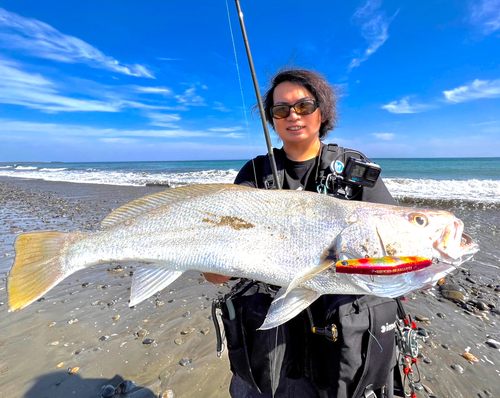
[
  {"xmin": 441, "ymin": 343, "xmax": 450, "ymax": 350},
  {"xmin": 112, "ymin": 315, "xmax": 120, "ymax": 321},
  {"xmin": 68, "ymin": 367, "xmax": 79, "ymax": 374},
  {"xmin": 179, "ymin": 358, "xmax": 192, "ymax": 366},
  {"xmin": 462, "ymin": 352, "xmax": 479, "ymax": 362},
  {"xmin": 174, "ymin": 339, "xmax": 184, "ymax": 345},
  {"xmin": 415, "ymin": 315, "xmax": 430, "ymax": 322},
  {"xmin": 451, "ymin": 364, "xmax": 464, "ymax": 373},
  {"xmin": 82, "ymin": 282, "xmax": 90, "ymax": 287},
  {"xmin": 156, "ymin": 300, "xmax": 165, "ymax": 308},
  {"xmin": 75, "ymin": 349, "xmax": 85, "ymax": 355},
  {"xmin": 50, "ymin": 341, "xmax": 59, "ymax": 346},
  {"xmin": 56, "ymin": 362, "xmax": 64, "ymax": 368},
  {"xmin": 67, "ymin": 318, "xmax": 78, "ymax": 325},
  {"xmin": 436, "ymin": 312, "xmax": 446, "ymax": 319},
  {"xmin": 100, "ymin": 385, "xmax": 116, "ymax": 398},
  {"xmin": 200, "ymin": 327, "xmax": 210, "ymax": 335},
  {"xmin": 422, "ymin": 384, "xmax": 434, "ymax": 394},
  {"xmin": 135, "ymin": 328, "xmax": 148, "ymax": 339},
  {"xmin": 485, "ymin": 338, "xmax": 500, "ymax": 349},
  {"xmin": 442, "ymin": 290, "xmax": 466, "ymax": 301},
  {"xmin": 158, "ymin": 370, "xmax": 171, "ymax": 381},
  {"xmin": 180, "ymin": 328, "xmax": 195, "ymax": 335},
  {"xmin": 160, "ymin": 390, "xmax": 174, "ymax": 398},
  {"xmin": 48, "ymin": 322, "xmax": 56, "ymax": 327},
  {"xmin": 483, "ymin": 390, "xmax": 493, "ymax": 398},
  {"xmin": 423, "ymin": 357, "xmax": 432, "ymax": 364},
  {"xmin": 142, "ymin": 338, "xmax": 156, "ymax": 345},
  {"xmin": 0, "ymin": 302, "xmax": 4, "ymax": 306},
  {"xmin": 476, "ymin": 301, "xmax": 490, "ymax": 311},
  {"xmin": 182, "ymin": 311, "xmax": 191, "ymax": 318},
  {"xmin": 99, "ymin": 335, "xmax": 109, "ymax": 341},
  {"xmin": 417, "ymin": 327, "xmax": 429, "ymax": 338}
]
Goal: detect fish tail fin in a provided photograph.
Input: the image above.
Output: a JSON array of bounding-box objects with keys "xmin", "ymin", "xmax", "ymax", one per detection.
[{"xmin": 8, "ymin": 231, "xmax": 85, "ymax": 311}]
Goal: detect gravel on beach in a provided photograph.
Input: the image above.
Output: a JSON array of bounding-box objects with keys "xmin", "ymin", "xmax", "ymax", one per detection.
[{"xmin": 0, "ymin": 177, "xmax": 499, "ymax": 398}]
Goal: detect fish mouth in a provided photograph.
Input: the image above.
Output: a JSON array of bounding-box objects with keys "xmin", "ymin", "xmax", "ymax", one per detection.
[{"xmin": 434, "ymin": 219, "xmax": 479, "ymax": 265}]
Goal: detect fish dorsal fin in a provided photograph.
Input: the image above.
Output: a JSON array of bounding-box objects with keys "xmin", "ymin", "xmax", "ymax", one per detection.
[
  {"xmin": 100, "ymin": 184, "xmax": 250, "ymax": 229},
  {"xmin": 129, "ymin": 266, "xmax": 183, "ymax": 307}
]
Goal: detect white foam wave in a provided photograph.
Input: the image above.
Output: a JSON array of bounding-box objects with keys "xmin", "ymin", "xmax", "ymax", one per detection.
[
  {"xmin": 0, "ymin": 167, "xmax": 498, "ymax": 203},
  {"xmin": 0, "ymin": 167, "xmax": 239, "ymax": 187},
  {"xmin": 0, "ymin": 166, "xmax": 13, "ymax": 169},
  {"xmin": 385, "ymin": 178, "xmax": 500, "ymax": 203}
]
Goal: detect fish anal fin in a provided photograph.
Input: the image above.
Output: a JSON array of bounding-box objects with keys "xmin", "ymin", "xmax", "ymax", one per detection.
[
  {"xmin": 8, "ymin": 232, "xmax": 85, "ymax": 311},
  {"xmin": 130, "ymin": 266, "xmax": 183, "ymax": 307},
  {"xmin": 259, "ymin": 287, "xmax": 320, "ymax": 330},
  {"xmin": 335, "ymin": 256, "xmax": 433, "ymax": 275},
  {"xmin": 100, "ymin": 184, "xmax": 252, "ymax": 229}
]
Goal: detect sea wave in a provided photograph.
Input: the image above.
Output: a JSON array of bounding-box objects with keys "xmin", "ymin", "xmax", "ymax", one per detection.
[
  {"xmin": 0, "ymin": 167, "xmax": 239, "ymax": 187},
  {"xmin": 0, "ymin": 168, "xmax": 499, "ymax": 205},
  {"xmin": 385, "ymin": 178, "xmax": 500, "ymax": 203},
  {"xmin": 0, "ymin": 166, "xmax": 13, "ymax": 169}
]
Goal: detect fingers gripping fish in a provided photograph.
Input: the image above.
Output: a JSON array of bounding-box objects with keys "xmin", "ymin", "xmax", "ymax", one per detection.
[{"xmin": 7, "ymin": 184, "xmax": 478, "ymax": 329}]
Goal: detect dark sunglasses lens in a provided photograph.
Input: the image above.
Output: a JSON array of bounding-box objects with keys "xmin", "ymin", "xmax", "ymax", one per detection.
[
  {"xmin": 295, "ymin": 100, "xmax": 316, "ymax": 115},
  {"xmin": 272, "ymin": 105, "xmax": 290, "ymax": 119}
]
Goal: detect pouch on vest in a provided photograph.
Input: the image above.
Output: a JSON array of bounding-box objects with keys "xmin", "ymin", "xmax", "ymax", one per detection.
[
  {"xmin": 308, "ymin": 295, "xmax": 397, "ymax": 398},
  {"xmin": 219, "ymin": 279, "xmax": 292, "ymax": 395}
]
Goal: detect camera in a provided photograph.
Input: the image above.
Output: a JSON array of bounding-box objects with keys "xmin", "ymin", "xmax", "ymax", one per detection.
[{"xmin": 342, "ymin": 157, "xmax": 381, "ymax": 188}]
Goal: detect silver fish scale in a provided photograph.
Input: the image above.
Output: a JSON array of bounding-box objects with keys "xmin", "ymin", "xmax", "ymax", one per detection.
[{"xmin": 66, "ymin": 188, "xmax": 358, "ymax": 286}]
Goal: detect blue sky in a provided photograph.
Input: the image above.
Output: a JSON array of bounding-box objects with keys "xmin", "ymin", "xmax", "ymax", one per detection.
[{"xmin": 0, "ymin": 0, "xmax": 499, "ymax": 161}]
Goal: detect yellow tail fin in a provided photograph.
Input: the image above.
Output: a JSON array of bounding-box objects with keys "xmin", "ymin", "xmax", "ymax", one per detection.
[{"xmin": 8, "ymin": 231, "xmax": 84, "ymax": 311}]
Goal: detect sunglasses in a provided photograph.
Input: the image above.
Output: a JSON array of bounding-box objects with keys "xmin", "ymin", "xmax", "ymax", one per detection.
[{"xmin": 271, "ymin": 99, "xmax": 318, "ymax": 119}]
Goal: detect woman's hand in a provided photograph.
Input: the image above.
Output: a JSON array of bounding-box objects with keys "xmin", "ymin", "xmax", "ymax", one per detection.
[{"xmin": 204, "ymin": 272, "xmax": 231, "ymax": 284}]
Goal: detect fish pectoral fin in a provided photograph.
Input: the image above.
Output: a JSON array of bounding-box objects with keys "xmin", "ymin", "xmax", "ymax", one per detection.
[
  {"xmin": 130, "ymin": 267, "xmax": 183, "ymax": 307},
  {"xmin": 280, "ymin": 242, "xmax": 338, "ymax": 300},
  {"xmin": 258, "ymin": 287, "xmax": 320, "ymax": 330},
  {"xmin": 281, "ymin": 260, "xmax": 334, "ymax": 300},
  {"xmin": 335, "ymin": 256, "xmax": 433, "ymax": 275}
]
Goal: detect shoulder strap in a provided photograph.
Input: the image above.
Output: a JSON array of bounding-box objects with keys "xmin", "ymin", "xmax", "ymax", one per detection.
[{"xmin": 261, "ymin": 148, "xmax": 285, "ymax": 190}]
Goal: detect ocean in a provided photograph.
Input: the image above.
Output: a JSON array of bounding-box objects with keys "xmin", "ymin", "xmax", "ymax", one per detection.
[{"xmin": 1, "ymin": 157, "xmax": 499, "ymax": 207}]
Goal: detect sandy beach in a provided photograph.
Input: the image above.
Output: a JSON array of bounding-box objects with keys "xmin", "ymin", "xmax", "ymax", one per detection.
[{"xmin": 0, "ymin": 177, "xmax": 499, "ymax": 398}]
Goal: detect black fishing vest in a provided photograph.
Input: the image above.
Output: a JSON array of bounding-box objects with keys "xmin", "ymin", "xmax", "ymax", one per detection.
[{"xmin": 259, "ymin": 143, "xmax": 363, "ymax": 200}]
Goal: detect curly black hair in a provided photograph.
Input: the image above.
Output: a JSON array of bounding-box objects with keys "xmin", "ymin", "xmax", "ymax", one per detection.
[{"xmin": 258, "ymin": 68, "xmax": 340, "ymax": 139}]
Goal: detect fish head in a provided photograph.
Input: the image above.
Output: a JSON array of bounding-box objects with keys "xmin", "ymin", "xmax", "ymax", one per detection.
[{"xmin": 336, "ymin": 206, "xmax": 479, "ymax": 267}]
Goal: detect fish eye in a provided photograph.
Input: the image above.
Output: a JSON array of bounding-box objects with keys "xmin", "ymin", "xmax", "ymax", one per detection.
[{"xmin": 410, "ymin": 213, "xmax": 428, "ymax": 227}]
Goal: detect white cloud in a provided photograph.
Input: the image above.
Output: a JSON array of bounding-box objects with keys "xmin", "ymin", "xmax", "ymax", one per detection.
[
  {"xmin": 0, "ymin": 7, "xmax": 153, "ymax": 78},
  {"xmin": 0, "ymin": 119, "xmax": 211, "ymax": 138},
  {"xmin": 145, "ymin": 112, "xmax": 181, "ymax": 127},
  {"xmin": 134, "ymin": 86, "xmax": 173, "ymax": 96},
  {"xmin": 372, "ymin": 133, "xmax": 395, "ymax": 140},
  {"xmin": 222, "ymin": 133, "xmax": 244, "ymax": 139},
  {"xmin": 349, "ymin": 0, "xmax": 399, "ymax": 71},
  {"xmin": 468, "ymin": 0, "xmax": 500, "ymax": 34},
  {"xmin": 443, "ymin": 79, "xmax": 500, "ymax": 103},
  {"xmin": 175, "ymin": 88, "xmax": 206, "ymax": 106},
  {"xmin": 213, "ymin": 101, "xmax": 231, "ymax": 112},
  {"xmin": 0, "ymin": 58, "xmax": 120, "ymax": 112},
  {"xmin": 208, "ymin": 127, "xmax": 243, "ymax": 132},
  {"xmin": 381, "ymin": 97, "xmax": 434, "ymax": 114}
]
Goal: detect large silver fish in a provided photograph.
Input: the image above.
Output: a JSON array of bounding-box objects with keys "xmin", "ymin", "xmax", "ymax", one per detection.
[{"xmin": 8, "ymin": 184, "xmax": 478, "ymax": 329}]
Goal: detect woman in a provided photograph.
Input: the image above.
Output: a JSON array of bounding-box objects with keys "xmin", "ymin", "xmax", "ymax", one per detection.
[{"xmin": 207, "ymin": 68, "xmax": 397, "ymax": 398}]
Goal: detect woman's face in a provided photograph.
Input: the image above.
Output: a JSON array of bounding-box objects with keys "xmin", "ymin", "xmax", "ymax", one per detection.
[{"xmin": 272, "ymin": 81, "xmax": 322, "ymax": 146}]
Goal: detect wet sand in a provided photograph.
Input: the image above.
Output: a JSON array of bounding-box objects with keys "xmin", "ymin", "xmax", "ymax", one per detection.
[{"xmin": 0, "ymin": 177, "xmax": 499, "ymax": 398}]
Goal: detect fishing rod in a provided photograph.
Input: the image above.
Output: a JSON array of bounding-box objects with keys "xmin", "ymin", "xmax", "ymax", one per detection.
[{"xmin": 233, "ymin": 0, "xmax": 281, "ymax": 189}]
